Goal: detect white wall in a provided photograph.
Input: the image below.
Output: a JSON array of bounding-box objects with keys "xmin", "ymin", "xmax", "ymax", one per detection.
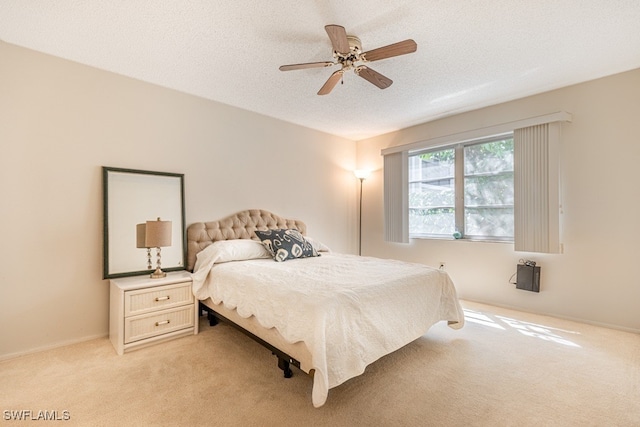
[
  {"xmin": 0, "ymin": 42, "xmax": 357, "ymax": 358},
  {"xmin": 357, "ymin": 68, "xmax": 640, "ymax": 332}
]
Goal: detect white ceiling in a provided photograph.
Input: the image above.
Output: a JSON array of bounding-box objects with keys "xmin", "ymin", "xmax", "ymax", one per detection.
[{"xmin": 2, "ymin": 1, "xmax": 640, "ymax": 141}]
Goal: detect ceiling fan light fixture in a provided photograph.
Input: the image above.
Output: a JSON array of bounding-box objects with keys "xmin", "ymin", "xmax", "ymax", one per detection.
[{"xmin": 346, "ymin": 35, "xmax": 362, "ymax": 54}]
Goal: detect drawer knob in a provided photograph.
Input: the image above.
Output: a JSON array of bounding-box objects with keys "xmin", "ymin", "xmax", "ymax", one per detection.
[
  {"xmin": 155, "ymin": 320, "xmax": 171, "ymax": 326},
  {"xmin": 155, "ymin": 296, "xmax": 171, "ymax": 302}
]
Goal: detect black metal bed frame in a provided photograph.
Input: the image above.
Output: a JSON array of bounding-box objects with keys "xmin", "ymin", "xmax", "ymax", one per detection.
[{"xmin": 199, "ymin": 302, "xmax": 300, "ymax": 378}]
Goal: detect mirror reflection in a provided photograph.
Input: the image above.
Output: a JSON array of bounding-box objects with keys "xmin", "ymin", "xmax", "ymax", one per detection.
[{"xmin": 103, "ymin": 167, "xmax": 185, "ymax": 279}]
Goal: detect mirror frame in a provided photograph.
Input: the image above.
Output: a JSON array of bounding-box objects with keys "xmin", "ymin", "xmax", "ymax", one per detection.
[{"xmin": 102, "ymin": 166, "xmax": 186, "ymax": 279}]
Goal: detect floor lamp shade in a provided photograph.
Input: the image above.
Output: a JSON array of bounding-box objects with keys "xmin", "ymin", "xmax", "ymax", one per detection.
[{"xmin": 354, "ymin": 169, "xmax": 371, "ymax": 180}]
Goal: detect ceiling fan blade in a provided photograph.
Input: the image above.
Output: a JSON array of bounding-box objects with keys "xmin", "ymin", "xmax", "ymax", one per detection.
[
  {"xmin": 355, "ymin": 66, "xmax": 393, "ymax": 89},
  {"xmin": 317, "ymin": 70, "xmax": 343, "ymax": 95},
  {"xmin": 362, "ymin": 39, "xmax": 417, "ymax": 62},
  {"xmin": 325, "ymin": 24, "xmax": 350, "ymax": 54},
  {"xmin": 279, "ymin": 61, "xmax": 335, "ymax": 71}
]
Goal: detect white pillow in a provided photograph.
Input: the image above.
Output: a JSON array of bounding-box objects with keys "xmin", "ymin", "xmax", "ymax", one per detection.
[
  {"xmin": 305, "ymin": 236, "xmax": 332, "ymax": 253},
  {"xmin": 203, "ymin": 239, "xmax": 271, "ymax": 264}
]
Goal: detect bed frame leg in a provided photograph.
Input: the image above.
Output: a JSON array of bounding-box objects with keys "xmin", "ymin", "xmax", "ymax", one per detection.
[
  {"xmin": 200, "ymin": 303, "xmax": 219, "ymax": 326},
  {"xmin": 207, "ymin": 311, "xmax": 218, "ymax": 326},
  {"xmin": 277, "ymin": 356, "xmax": 293, "ymax": 378}
]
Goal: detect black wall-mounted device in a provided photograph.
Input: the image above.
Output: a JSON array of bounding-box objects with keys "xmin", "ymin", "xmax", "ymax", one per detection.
[{"xmin": 516, "ymin": 262, "xmax": 540, "ymax": 292}]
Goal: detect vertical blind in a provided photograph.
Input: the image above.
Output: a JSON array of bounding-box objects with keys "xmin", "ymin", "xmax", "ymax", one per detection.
[
  {"xmin": 514, "ymin": 122, "xmax": 562, "ymax": 253},
  {"xmin": 383, "ymin": 151, "xmax": 409, "ymax": 243}
]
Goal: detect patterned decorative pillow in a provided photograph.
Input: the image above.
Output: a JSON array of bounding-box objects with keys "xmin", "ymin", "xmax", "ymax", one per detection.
[{"xmin": 254, "ymin": 228, "xmax": 320, "ymax": 262}]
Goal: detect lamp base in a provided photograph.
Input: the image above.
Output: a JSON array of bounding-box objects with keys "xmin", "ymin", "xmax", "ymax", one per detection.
[{"xmin": 150, "ymin": 268, "xmax": 166, "ymax": 279}]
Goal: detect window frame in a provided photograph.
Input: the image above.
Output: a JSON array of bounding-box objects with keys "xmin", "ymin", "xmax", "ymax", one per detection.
[{"xmin": 408, "ymin": 133, "xmax": 514, "ymax": 242}]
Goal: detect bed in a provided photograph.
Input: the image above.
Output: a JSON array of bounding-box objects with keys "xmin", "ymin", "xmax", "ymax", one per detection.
[{"xmin": 187, "ymin": 209, "xmax": 464, "ymax": 407}]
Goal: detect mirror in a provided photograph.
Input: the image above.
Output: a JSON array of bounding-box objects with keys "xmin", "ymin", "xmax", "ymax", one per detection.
[{"xmin": 103, "ymin": 167, "xmax": 186, "ymax": 279}]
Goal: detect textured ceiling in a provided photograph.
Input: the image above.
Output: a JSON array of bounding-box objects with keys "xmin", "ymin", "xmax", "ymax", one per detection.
[{"xmin": 2, "ymin": 1, "xmax": 640, "ymax": 140}]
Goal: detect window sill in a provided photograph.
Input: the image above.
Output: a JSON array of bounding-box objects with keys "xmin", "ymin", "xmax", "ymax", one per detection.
[{"xmin": 410, "ymin": 235, "xmax": 513, "ymax": 244}]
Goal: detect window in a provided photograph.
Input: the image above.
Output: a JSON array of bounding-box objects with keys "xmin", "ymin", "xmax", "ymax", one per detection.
[
  {"xmin": 383, "ymin": 112, "xmax": 570, "ymax": 251},
  {"xmin": 408, "ymin": 148, "xmax": 455, "ymax": 237},
  {"xmin": 408, "ymin": 135, "xmax": 514, "ymax": 240}
]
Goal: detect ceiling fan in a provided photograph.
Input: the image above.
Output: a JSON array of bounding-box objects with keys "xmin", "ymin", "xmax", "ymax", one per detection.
[{"xmin": 279, "ymin": 25, "xmax": 417, "ymax": 95}]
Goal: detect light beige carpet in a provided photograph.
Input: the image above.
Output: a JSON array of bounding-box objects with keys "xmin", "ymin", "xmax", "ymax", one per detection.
[{"xmin": 1, "ymin": 300, "xmax": 639, "ymax": 426}]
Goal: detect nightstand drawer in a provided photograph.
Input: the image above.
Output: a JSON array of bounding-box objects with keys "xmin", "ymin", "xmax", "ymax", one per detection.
[
  {"xmin": 110, "ymin": 271, "xmax": 197, "ymax": 355},
  {"xmin": 124, "ymin": 282, "xmax": 193, "ymax": 316},
  {"xmin": 125, "ymin": 305, "xmax": 195, "ymax": 344}
]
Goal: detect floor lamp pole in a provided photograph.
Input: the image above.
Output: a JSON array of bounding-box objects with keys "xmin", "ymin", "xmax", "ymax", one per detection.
[
  {"xmin": 358, "ymin": 177, "xmax": 364, "ymax": 256},
  {"xmin": 354, "ymin": 169, "xmax": 370, "ymax": 256}
]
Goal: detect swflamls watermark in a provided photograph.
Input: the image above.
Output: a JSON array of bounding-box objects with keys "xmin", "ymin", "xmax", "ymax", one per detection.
[{"xmin": 3, "ymin": 410, "xmax": 71, "ymax": 421}]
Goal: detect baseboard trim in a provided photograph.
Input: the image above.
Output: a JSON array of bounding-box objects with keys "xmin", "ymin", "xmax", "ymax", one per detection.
[
  {"xmin": 0, "ymin": 333, "xmax": 108, "ymax": 362},
  {"xmin": 461, "ymin": 298, "xmax": 640, "ymax": 334}
]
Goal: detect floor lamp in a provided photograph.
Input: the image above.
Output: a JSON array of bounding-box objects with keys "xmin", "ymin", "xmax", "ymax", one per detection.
[{"xmin": 354, "ymin": 170, "xmax": 371, "ymax": 255}]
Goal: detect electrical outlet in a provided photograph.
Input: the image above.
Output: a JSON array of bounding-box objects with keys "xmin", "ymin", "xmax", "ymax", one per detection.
[{"xmin": 439, "ymin": 262, "xmax": 445, "ymax": 270}]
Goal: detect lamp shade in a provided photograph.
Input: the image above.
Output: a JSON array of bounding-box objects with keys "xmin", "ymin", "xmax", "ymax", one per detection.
[
  {"xmin": 144, "ymin": 218, "xmax": 172, "ymax": 248},
  {"xmin": 354, "ymin": 169, "xmax": 371, "ymax": 180},
  {"xmin": 136, "ymin": 223, "xmax": 148, "ymax": 248}
]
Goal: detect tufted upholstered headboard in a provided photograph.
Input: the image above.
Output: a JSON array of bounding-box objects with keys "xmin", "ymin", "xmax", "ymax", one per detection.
[{"xmin": 186, "ymin": 209, "xmax": 307, "ymax": 271}]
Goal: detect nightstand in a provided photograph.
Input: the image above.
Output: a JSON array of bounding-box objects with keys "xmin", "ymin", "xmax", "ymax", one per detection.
[{"xmin": 109, "ymin": 271, "xmax": 198, "ymax": 355}]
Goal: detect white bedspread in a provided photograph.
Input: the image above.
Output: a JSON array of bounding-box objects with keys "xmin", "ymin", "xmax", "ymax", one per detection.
[{"xmin": 192, "ymin": 242, "xmax": 464, "ymax": 407}]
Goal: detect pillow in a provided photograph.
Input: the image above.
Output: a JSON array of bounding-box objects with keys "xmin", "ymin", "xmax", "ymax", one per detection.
[
  {"xmin": 199, "ymin": 239, "xmax": 271, "ymax": 264},
  {"xmin": 304, "ymin": 236, "xmax": 331, "ymax": 253},
  {"xmin": 254, "ymin": 228, "xmax": 320, "ymax": 262}
]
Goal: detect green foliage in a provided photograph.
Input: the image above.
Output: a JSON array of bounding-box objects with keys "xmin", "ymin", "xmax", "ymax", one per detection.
[
  {"xmin": 410, "ymin": 137, "xmax": 515, "ymax": 237},
  {"xmin": 419, "ymin": 148, "xmax": 454, "ymax": 163}
]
